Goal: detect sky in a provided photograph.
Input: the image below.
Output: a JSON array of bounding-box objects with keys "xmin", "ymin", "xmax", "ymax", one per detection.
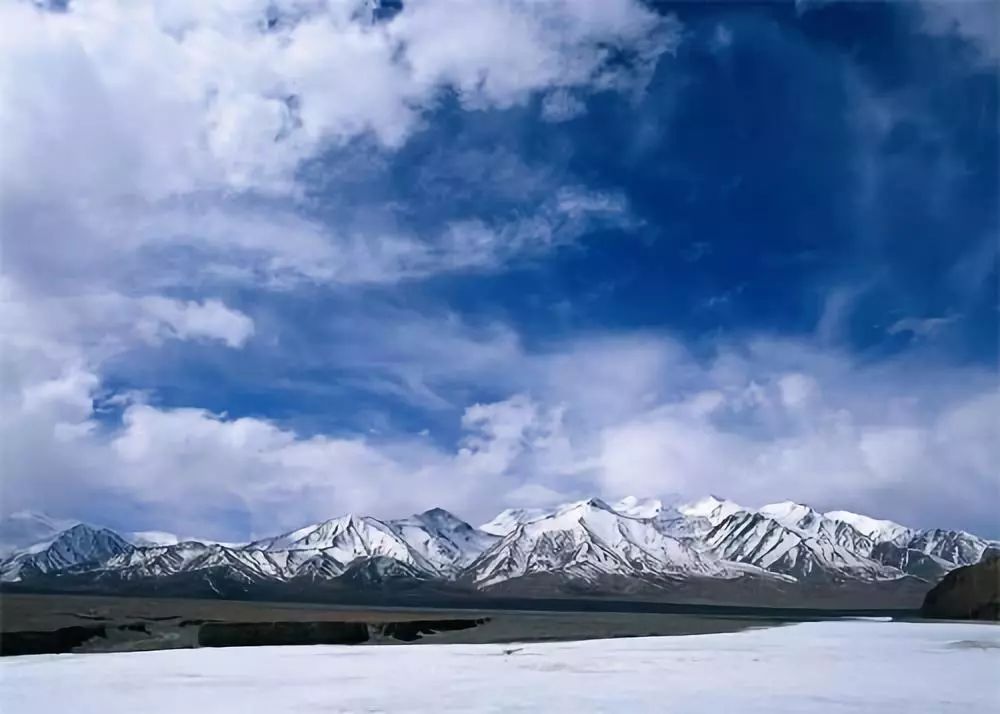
[{"xmin": 1, "ymin": 0, "xmax": 998, "ymax": 541}]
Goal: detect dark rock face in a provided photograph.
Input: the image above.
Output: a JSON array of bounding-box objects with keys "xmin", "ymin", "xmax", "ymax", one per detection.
[
  {"xmin": 0, "ymin": 625, "xmax": 107, "ymax": 656},
  {"xmin": 920, "ymin": 555, "xmax": 1000, "ymax": 621},
  {"xmin": 198, "ymin": 621, "xmax": 371, "ymax": 648},
  {"xmin": 197, "ymin": 618, "xmax": 489, "ymax": 647},
  {"xmin": 375, "ymin": 618, "xmax": 487, "ymax": 642}
]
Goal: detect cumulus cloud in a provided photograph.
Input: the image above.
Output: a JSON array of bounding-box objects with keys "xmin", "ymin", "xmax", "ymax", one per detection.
[
  {"xmin": 1, "ymin": 0, "xmax": 677, "ymax": 198},
  {"xmin": 5, "ymin": 294, "xmax": 997, "ymax": 538},
  {"xmin": 1, "ymin": 1, "xmax": 656, "ymax": 300},
  {"xmin": 136, "ymin": 298, "xmax": 255, "ymax": 348},
  {"xmin": 1, "ymin": 281, "xmax": 253, "ymax": 359}
]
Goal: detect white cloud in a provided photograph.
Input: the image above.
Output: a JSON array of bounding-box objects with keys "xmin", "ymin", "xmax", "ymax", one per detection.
[
  {"xmin": 458, "ymin": 394, "xmax": 575, "ymax": 482},
  {"xmin": 7, "ymin": 299, "xmax": 997, "ymax": 538},
  {"xmin": 887, "ymin": 315, "xmax": 960, "ymax": 338},
  {"xmin": 137, "ymin": 297, "xmax": 255, "ymax": 348},
  {"xmin": 777, "ymin": 373, "xmax": 819, "ymax": 409},
  {"xmin": 1, "ymin": 0, "xmax": 677, "ymax": 198},
  {"xmin": 0, "ymin": 0, "xmax": 666, "ymax": 382},
  {"xmin": 0, "ymin": 280, "xmax": 253, "ymax": 359}
]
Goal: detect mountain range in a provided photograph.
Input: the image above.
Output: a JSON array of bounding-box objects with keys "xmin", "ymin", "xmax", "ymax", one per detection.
[{"xmin": 2, "ymin": 497, "xmax": 995, "ymax": 607}]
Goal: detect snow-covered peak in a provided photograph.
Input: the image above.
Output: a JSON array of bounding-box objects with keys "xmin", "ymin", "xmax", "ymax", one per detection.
[
  {"xmin": 677, "ymin": 496, "xmax": 744, "ymax": 525},
  {"xmin": 390, "ymin": 508, "xmax": 497, "ymax": 573},
  {"xmin": 405, "ymin": 507, "xmax": 476, "ymax": 532},
  {"xmin": 470, "ymin": 497, "xmax": 723, "ymax": 587},
  {"xmin": 904, "ymin": 528, "xmax": 994, "ymax": 567},
  {"xmin": 553, "ymin": 498, "xmax": 616, "ymax": 517},
  {"xmin": 759, "ymin": 500, "xmax": 811, "ymax": 520},
  {"xmin": 1, "ymin": 523, "xmax": 133, "ymax": 582},
  {"xmin": 256, "ymin": 514, "xmax": 378, "ymax": 548},
  {"xmin": 824, "ymin": 510, "xmax": 911, "ymax": 543},
  {"xmin": 703, "ymin": 510, "xmax": 891, "ymax": 581},
  {"xmin": 612, "ymin": 496, "xmax": 663, "ymax": 519},
  {"xmin": 480, "ymin": 507, "xmax": 551, "ymax": 536},
  {"xmin": 758, "ymin": 501, "xmax": 827, "ymax": 534},
  {"xmin": 532, "ymin": 499, "xmax": 623, "ymax": 536},
  {"xmin": 246, "ymin": 514, "xmax": 437, "ymax": 575}
]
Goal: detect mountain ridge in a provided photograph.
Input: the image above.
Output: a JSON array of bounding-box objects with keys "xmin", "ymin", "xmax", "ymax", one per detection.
[{"xmin": 2, "ymin": 497, "xmax": 995, "ymax": 605}]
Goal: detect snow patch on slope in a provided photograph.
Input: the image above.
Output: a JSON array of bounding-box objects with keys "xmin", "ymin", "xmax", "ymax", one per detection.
[
  {"xmin": 824, "ymin": 510, "xmax": 912, "ymax": 544},
  {"xmin": 479, "ymin": 507, "xmax": 551, "ymax": 537}
]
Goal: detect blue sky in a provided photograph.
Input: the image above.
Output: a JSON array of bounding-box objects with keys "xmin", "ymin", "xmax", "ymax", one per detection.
[{"xmin": 2, "ymin": 0, "xmax": 997, "ymax": 540}]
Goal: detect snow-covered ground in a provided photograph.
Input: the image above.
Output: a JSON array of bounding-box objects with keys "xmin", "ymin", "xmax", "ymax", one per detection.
[{"xmin": 1, "ymin": 620, "xmax": 997, "ymax": 713}]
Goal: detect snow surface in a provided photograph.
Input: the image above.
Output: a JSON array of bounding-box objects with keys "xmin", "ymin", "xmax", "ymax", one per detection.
[
  {"xmin": 678, "ymin": 495, "xmax": 744, "ymax": 525},
  {"xmin": 1, "ymin": 620, "xmax": 996, "ymax": 713},
  {"xmin": 612, "ymin": 495, "xmax": 663, "ymax": 518},
  {"xmin": 824, "ymin": 510, "xmax": 912, "ymax": 543},
  {"xmin": 479, "ymin": 506, "xmax": 551, "ymax": 536}
]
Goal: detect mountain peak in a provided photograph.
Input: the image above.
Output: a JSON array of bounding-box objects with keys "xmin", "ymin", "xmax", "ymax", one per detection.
[
  {"xmin": 824, "ymin": 510, "xmax": 911, "ymax": 542},
  {"xmin": 562, "ymin": 497, "xmax": 613, "ymax": 512},
  {"xmin": 2, "ymin": 498, "xmax": 994, "ymax": 590},
  {"xmin": 612, "ymin": 496, "xmax": 663, "ymax": 519},
  {"xmin": 479, "ymin": 507, "xmax": 550, "ymax": 536},
  {"xmin": 416, "ymin": 507, "xmax": 463, "ymax": 524},
  {"xmin": 677, "ymin": 495, "xmax": 744, "ymax": 525},
  {"xmin": 760, "ymin": 501, "xmax": 815, "ymax": 519}
]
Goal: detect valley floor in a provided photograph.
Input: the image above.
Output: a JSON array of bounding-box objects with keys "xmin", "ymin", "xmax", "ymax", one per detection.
[{"xmin": 2, "ymin": 619, "xmax": 997, "ymax": 712}]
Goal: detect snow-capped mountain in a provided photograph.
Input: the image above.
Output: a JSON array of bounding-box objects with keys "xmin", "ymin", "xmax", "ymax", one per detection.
[
  {"xmin": 823, "ymin": 511, "xmax": 990, "ymax": 572},
  {"xmin": 758, "ymin": 501, "xmax": 878, "ymax": 556},
  {"xmin": 95, "ymin": 541, "xmax": 299, "ymax": 583},
  {"xmin": 249, "ymin": 514, "xmax": 429, "ymax": 570},
  {"xmin": 702, "ymin": 510, "xmax": 889, "ymax": 582},
  {"xmin": 0, "ymin": 511, "xmax": 189, "ymax": 555},
  {"xmin": 0, "ymin": 524, "xmax": 133, "ymax": 581},
  {"xmin": 246, "ymin": 513, "xmax": 453, "ymax": 579},
  {"xmin": 903, "ymin": 528, "xmax": 992, "ymax": 567},
  {"xmin": 824, "ymin": 510, "xmax": 912, "ymax": 544},
  {"xmin": 390, "ymin": 508, "xmax": 498, "ymax": 575},
  {"xmin": 1, "ymin": 497, "xmax": 995, "ymax": 600},
  {"xmin": 467, "ymin": 499, "xmax": 724, "ymax": 588},
  {"xmin": 30, "ymin": 509, "xmax": 496, "ymax": 586}
]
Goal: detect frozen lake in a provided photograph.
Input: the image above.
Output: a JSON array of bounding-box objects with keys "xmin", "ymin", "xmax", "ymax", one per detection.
[{"xmin": 2, "ymin": 620, "xmax": 997, "ymax": 713}]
